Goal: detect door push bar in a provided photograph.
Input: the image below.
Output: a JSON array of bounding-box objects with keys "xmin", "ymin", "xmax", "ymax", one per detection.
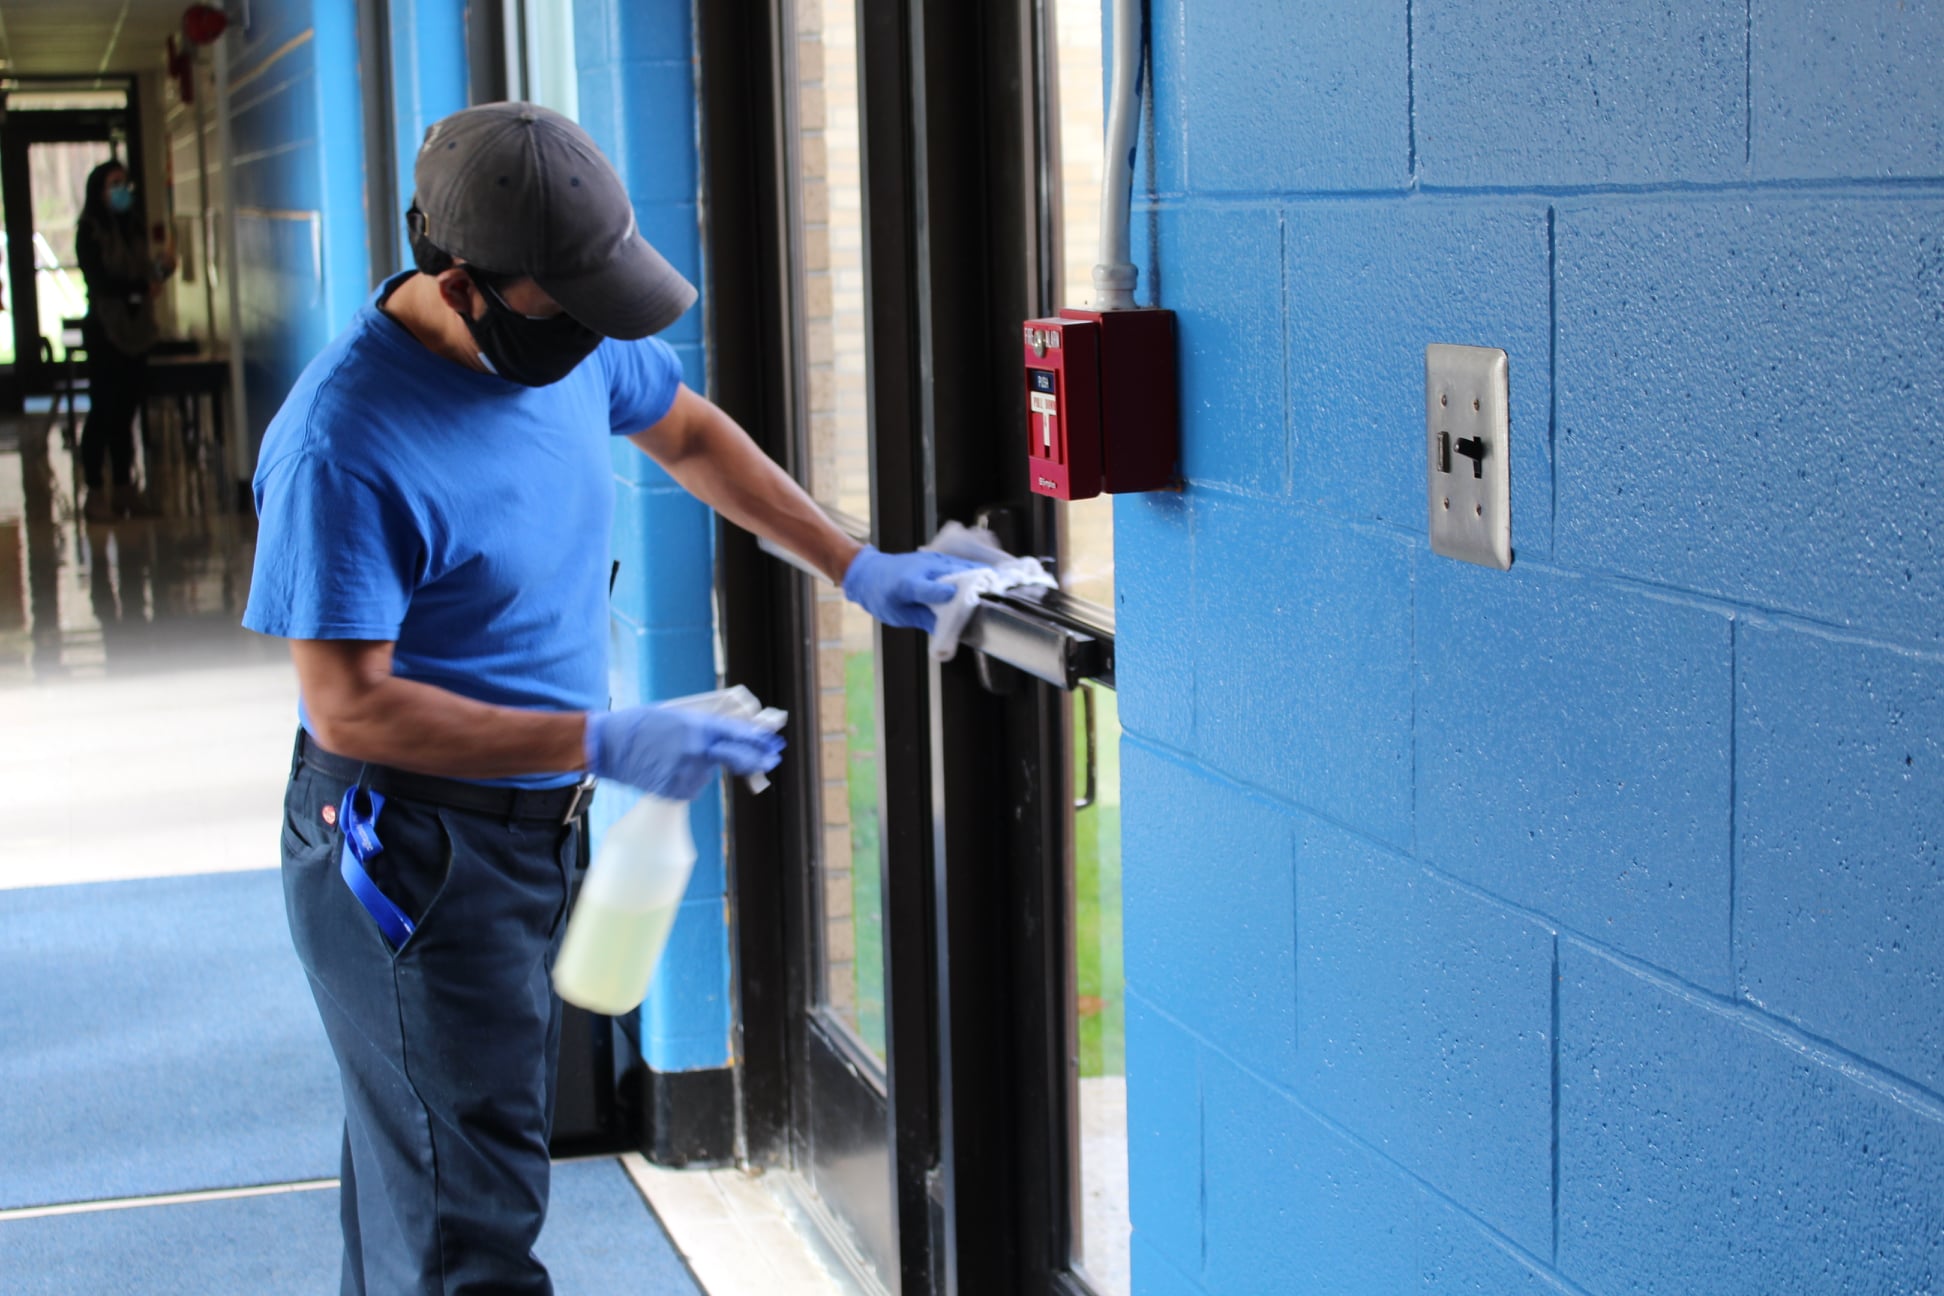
[{"xmin": 754, "ymin": 511, "xmax": 1115, "ymax": 692}]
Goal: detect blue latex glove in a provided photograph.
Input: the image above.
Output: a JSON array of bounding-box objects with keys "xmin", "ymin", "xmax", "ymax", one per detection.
[
  {"xmin": 584, "ymin": 704, "xmax": 784, "ymax": 800},
  {"xmin": 841, "ymin": 545, "xmax": 982, "ymax": 633}
]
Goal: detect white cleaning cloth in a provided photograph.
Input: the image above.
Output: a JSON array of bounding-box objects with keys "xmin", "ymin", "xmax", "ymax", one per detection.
[{"xmin": 921, "ymin": 521, "xmax": 1059, "ymax": 662}]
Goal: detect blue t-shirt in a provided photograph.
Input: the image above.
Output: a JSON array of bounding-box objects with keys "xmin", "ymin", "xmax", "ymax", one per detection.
[{"xmin": 243, "ymin": 273, "xmax": 684, "ymax": 787}]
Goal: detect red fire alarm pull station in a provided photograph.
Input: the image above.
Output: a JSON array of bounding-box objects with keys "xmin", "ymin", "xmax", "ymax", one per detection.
[{"xmin": 1022, "ymin": 307, "xmax": 1177, "ymax": 500}]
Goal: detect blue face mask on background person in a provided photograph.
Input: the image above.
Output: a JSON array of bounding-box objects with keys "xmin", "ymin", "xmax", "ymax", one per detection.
[{"xmin": 107, "ymin": 183, "xmax": 134, "ymax": 214}]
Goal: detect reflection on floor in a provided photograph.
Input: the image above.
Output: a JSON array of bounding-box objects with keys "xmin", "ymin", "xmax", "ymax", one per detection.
[
  {"xmin": 0, "ymin": 409, "xmax": 857, "ymax": 1295},
  {"xmin": 0, "ymin": 411, "xmax": 293, "ymax": 889}
]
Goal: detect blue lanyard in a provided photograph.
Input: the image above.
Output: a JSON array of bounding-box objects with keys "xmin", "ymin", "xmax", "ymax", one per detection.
[{"xmin": 339, "ymin": 787, "xmax": 416, "ymax": 950}]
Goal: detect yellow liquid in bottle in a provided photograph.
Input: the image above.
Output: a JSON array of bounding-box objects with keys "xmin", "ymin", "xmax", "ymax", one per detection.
[{"xmin": 551, "ymin": 898, "xmax": 681, "ymax": 1016}]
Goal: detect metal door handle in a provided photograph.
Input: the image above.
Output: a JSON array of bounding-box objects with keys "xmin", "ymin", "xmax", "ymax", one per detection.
[{"xmin": 1074, "ymin": 683, "xmax": 1098, "ymax": 811}]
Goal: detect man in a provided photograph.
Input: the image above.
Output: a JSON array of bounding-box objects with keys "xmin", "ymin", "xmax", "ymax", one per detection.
[{"xmin": 243, "ymin": 103, "xmax": 975, "ymax": 1294}]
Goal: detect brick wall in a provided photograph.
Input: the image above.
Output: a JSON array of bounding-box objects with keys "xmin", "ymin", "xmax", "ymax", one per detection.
[{"xmin": 1117, "ymin": 3, "xmax": 1944, "ymax": 1292}]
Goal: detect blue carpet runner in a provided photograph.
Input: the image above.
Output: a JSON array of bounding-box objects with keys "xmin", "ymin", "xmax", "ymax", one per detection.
[
  {"xmin": 0, "ymin": 1160, "xmax": 700, "ymax": 1294},
  {"xmin": 0, "ymin": 870, "xmax": 700, "ymax": 1292},
  {"xmin": 0, "ymin": 871, "xmax": 341, "ymax": 1210}
]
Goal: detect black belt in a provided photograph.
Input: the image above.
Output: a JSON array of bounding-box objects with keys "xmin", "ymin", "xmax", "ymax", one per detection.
[{"xmin": 293, "ymin": 730, "xmax": 596, "ymax": 825}]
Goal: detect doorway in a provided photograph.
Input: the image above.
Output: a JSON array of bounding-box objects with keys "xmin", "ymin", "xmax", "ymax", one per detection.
[
  {"xmin": 0, "ymin": 85, "xmax": 137, "ymax": 408},
  {"xmin": 702, "ymin": 2, "xmax": 1128, "ymax": 1293}
]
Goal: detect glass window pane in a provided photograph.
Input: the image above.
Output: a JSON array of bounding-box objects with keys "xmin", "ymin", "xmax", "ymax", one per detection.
[
  {"xmin": 1053, "ymin": 7, "xmax": 1127, "ymax": 1288},
  {"xmin": 30, "ymin": 142, "xmax": 116, "ymax": 363},
  {"xmin": 0, "ymin": 166, "xmax": 10, "ymax": 367},
  {"xmin": 814, "ymin": 589, "xmax": 886, "ymax": 1061},
  {"xmin": 799, "ymin": 0, "xmax": 871, "ymax": 525},
  {"xmin": 1053, "ymin": 0, "xmax": 1113, "ymax": 606},
  {"xmin": 1071, "ymin": 683, "xmax": 1126, "ymax": 1294},
  {"xmin": 795, "ymin": 0, "xmax": 886, "ymax": 1064},
  {"xmin": 519, "ymin": 0, "xmax": 580, "ymax": 121}
]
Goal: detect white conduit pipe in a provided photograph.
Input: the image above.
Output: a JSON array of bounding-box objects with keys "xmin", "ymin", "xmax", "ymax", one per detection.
[{"xmin": 1091, "ymin": 0, "xmax": 1143, "ymax": 311}]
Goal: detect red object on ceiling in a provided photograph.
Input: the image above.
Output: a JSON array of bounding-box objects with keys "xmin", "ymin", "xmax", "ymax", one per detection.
[{"xmin": 182, "ymin": 4, "xmax": 229, "ymax": 46}]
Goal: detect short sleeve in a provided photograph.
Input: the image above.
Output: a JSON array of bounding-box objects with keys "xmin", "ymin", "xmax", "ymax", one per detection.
[
  {"xmin": 598, "ymin": 336, "xmax": 685, "ymax": 435},
  {"xmin": 243, "ymin": 451, "xmax": 426, "ymax": 641}
]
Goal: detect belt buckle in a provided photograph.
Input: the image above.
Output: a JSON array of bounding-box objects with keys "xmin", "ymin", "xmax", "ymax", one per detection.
[{"xmin": 562, "ymin": 774, "xmax": 597, "ymax": 825}]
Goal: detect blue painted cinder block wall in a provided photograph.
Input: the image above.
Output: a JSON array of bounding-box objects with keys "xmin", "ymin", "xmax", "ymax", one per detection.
[
  {"xmin": 227, "ymin": 2, "xmax": 371, "ymax": 457},
  {"xmin": 1117, "ymin": 3, "xmax": 1944, "ymax": 1293},
  {"xmin": 380, "ymin": 0, "xmax": 470, "ymax": 275},
  {"xmin": 574, "ymin": 0, "xmax": 728, "ymax": 1074}
]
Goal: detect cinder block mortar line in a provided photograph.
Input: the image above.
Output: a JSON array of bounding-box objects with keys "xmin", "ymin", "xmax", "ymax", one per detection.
[
  {"xmin": 1723, "ymin": 608, "xmax": 1944, "ymax": 665},
  {"xmin": 1549, "ymin": 935, "xmax": 1561, "ymax": 1266},
  {"xmin": 1743, "ymin": 0, "xmax": 1754, "ymax": 169},
  {"xmin": 1405, "ymin": 0, "xmax": 1418, "ymax": 179},
  {"xmin": 1523, "ymin": 559, "xmax": 1944, "ymax": 664},
  {"xmin": 1124, "ymin": 733, "xmax": 1424, "ymax": 893},
  {"xmin": 1185, "ymin": 496, "xmax": 1200, "ymax": 748},
  {"xmin": 1418, "ymin": 856, "xmax": 1944, "ymax": 1107},
  {"xmin": 1278, "ymin": 212, "xmax": 1292, "ymax": 501},
  {"xmin": 1126, "ymin": 987, "xmax": 1596, "ymax": 1296},
  {"xmin": 1196, "ymin": 1046, "xmax": 1208, "ymax": 1272},
  {"xmin": 1185, "ymin": 482, "xmax": 1421, "ymax": 546},
  {"xmin": 605, "ymin": 606, "xmax": 716, "ymax": 636},
  {"xmin": 1727, "ymin": 617, "xmax": 1740, "ymax": 998},
  {"xmin": 1130, "ymin": 177, "xmax": 1944, "ymax": 210},
  {"xmin": 1141, "ymin": 1227, "xmax": 1208, "ymax": 1295},
  {"xmin": 1563, "ymin": 940, "xmax": 1944, "ymax": 1122},
  {"xmin": 607, "ymin": 56, "xmax": 694, "ymax": 72},
  {"xmin": 1124, "ymin": 730, "xmax": 1944, "ymax": 1106},
  {"xmin": 1407, "ymin": 542, "xmax": 1417, "ymax": 858},
  {"xmin": 1546, "ymin": 204, "xmax": 1558, "ymax": 553},
  {"xmin": 1128, "ymin": 723, "xmax": 1414, "ymax": 855}
]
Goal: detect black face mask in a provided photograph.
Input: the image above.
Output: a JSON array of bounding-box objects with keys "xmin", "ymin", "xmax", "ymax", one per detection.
[{"xmin": 463, "ymin": 273, "xmax": 603, "ymax": 388}]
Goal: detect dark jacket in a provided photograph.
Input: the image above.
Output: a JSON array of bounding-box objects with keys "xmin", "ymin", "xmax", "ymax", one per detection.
[{"xmin": 77, "ymin": 215, "xmax": 160, "ymax": 357}]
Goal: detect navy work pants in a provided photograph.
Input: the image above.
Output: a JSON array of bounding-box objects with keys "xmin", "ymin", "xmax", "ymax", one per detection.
[{"xmin": 280, "ymin": 736, "xmax": 584, "ymax": 1295}]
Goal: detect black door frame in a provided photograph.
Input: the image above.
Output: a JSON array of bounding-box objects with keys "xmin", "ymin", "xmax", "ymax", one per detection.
[
  {"xmin": 703, "ymin": 1, "xmax": 1117, "ymax": 1292},
  {"xmin": 0, "ymin": 85, "xmax": 141, "ymax": 407}
]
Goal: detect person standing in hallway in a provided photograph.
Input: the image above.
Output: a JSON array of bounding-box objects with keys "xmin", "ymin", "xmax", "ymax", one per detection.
[
  {"xmin": 75, "ymin": 160, "xmax": 173, "ymax": 523},
  {"xmin": 243, "ymin": 102, "xmax": 976, "ymax": 1295}
]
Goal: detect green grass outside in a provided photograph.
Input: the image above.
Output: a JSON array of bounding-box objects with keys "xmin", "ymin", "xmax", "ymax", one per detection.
[
  {"xmin": 1074, "ymin": 685, "xmax": 1124, "ymax": 1079},
  {"xmin": 846, "ymin": 650, "xmax": 888, "ymax": 1058},
  {"xmin": 839, "ymin": 655, "xmax": 1123, "ymax": 1079}
]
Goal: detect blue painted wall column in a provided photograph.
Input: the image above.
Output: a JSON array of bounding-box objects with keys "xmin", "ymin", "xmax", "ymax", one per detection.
[
  {"xmin": 224, "ymin": 0, "xmax": 372, "ymax": 453},
  {"xmin": 1116, "ymin": 2, "xmax": 1944, "ymax": 1293},
  {"xmin": 383, "ymin": 0, "xmax": 470, "ymax": 271},
  {"xmin": 572, "ymin": 0, "xmax": 729, "ymax": 1081}
]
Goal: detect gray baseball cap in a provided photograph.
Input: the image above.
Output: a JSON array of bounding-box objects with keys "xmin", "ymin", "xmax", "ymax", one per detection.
[{"xmin": 412, "ymin": 102, "xmax": 696, "ymax": 340}]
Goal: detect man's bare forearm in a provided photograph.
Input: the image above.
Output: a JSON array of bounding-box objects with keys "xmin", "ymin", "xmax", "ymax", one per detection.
[
  {"xmin": 630, "ymin": 389, "xmax": 864, "ymax": 585},
  {"xmin": 306, "ymin": 671, "xmax": 588, "ymax": 780}
]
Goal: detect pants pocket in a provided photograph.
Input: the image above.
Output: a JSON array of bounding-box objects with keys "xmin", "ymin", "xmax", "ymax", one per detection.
[{"xmin": 356, "ymin": 796, "xmax": 454, "ymax": 951}]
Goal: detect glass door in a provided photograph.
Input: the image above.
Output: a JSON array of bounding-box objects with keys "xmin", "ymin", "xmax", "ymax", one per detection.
[
  {"xmin": 706, "ymin": 1, "xmax": 1118, "ymax": 1292},
  {"xmin": 793, "ymin": 0, "xmax": 889, "ymax": 1067},
  {"xmin": 778, "ymin": 0, "xmax": 901, "ymax": 1280},
  {"xmin": 1047, "ymin": 5, "xmax": 1129, "ymax": 1292},
  {"xmin": 0, "ymin": 94, "xmax": 135, "ymax": 402}
]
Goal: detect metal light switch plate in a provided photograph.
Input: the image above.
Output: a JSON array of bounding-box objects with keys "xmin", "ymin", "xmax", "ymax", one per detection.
[{"xmin": 1426, "ymin": 344, "xmax": 1512, "ymax": 570}]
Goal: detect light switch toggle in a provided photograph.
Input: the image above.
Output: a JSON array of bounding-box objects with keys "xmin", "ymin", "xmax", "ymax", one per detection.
[{"xmin": 1425, "ymin": 343, "xmax": 1512, "ymax": 570}]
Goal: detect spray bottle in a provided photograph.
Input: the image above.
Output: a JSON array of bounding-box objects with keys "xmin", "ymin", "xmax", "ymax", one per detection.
[{"xmin": 552, "ymin": 686, "xmax": 786, "ymax": 1015}]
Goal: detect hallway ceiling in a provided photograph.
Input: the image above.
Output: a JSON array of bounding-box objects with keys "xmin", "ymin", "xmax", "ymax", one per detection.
[{"xmin": 0, "ymin": 0, "xmax": 187, "ymax": 78}]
